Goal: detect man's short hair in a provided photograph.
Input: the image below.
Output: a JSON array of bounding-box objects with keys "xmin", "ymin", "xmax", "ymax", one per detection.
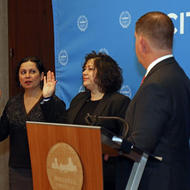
[{"xmin": 135, "ymin": 11, "xmax": 174, "ymax": 50}]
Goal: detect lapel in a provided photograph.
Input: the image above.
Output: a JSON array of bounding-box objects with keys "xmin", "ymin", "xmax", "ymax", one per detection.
[
  {"xmin": 69, "ymin": 92, "xmax": 114, "ymax": 123},
  {"xmin": 144, "ymin": 57, "xmax": 176, "ymax": 83},
  {"xmin": 68, "ymin": 92, "xmax": 90, "ymax": 123},
  {"xmin": 130, "ymin": 57, "xmax": 176, "ymax": 105}
]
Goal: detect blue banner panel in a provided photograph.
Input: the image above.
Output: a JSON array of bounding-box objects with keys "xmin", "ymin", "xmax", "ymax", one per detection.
[{"xmin": 52, "ymin": 0, "xmax": 190, "ymax": 108}]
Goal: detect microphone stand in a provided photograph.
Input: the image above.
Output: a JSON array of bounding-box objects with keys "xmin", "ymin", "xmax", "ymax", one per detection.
[
  {"xmin": 85, "ymin": 113, "xmax": 162, "ymax": 161},
  {"xmin": 85, "ymin": 113, "xmax": 162, "ymax": 190},
  {"xmin": 85, "ymin": 113, "xmax": 129, "ymax": 139},
  {"xmin": 85, "ymin": 113, "xmax": 134, "ymax": 156}
]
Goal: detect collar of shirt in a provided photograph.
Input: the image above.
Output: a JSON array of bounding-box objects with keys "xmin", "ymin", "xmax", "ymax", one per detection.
[{"xmin": 145, "ymin": 54, "xmax": 173, "ymax": 77}]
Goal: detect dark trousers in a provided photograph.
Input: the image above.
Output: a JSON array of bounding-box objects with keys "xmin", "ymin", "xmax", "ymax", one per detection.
[
  {"xmin": 103, "ymin": 157, "xmax": 117, "ymax": 190},
  {"xmin": 9, "ymin": 167, "xmax": 33, "ymax": 190},
  {"xmin": 115, "ymin": 156, "xmax": 133, "ymax": 190}
]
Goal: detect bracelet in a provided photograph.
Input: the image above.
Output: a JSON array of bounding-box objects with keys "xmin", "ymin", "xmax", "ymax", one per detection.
[
  {"xmin": 40, "ymin": 96, "xmax": 52, "ymax": 104},
  {"xmin": 43, "ymin": 96, "xmax": 52, "ymax": 101}
]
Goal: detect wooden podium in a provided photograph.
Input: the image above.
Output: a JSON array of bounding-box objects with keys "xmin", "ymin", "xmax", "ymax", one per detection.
[
  {"xmin": 26, "ymin": 121, "xmax": 157, "ymax": 190},
  {"xmin": 26, "ymin": 121, "xmax": 103, "ymax": 190}
]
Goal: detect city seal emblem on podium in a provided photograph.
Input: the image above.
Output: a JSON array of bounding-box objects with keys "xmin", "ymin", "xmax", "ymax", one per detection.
[{"xmin": 46, "ymin": 142, "xmax": 83, "ymax": 190}]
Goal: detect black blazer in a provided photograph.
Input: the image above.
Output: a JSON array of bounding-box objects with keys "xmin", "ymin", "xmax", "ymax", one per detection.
[
  {"xmin": 67, "ymin": 91, "xmax": 131, "ymax": 136},
  {"xmin": 40, "ymin": 95, "xmax": 67, "ymax": 123},
  {"xmin": 41, "ymin": 91, "xmax": 130, "ymax": 136},
  {"xmin": 41, "ymin": 91, "xmax": 130, "ymax": 190},
  {"xmin": 117, "ymin": 57, "xmax": 190, "ymax": 190}
]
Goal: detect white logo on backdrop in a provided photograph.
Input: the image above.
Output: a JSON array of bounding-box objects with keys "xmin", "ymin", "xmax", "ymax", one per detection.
[
  {"xmin": 120, "ymin": 85, "xmax": 132, "ymax": 98},
  {"xmin": 58, "ymin": 50, "xmax": 68, "ymax": 66},
  {"xmin": 168, "ymin": 12, "xmax": 190, "ymax": 34},
  {"xmin": 77, "ymin": 15, "xmax": 88, "ymax": 32},
  {"xmin": 119, "ymin": 11, "xmax": 131, "ymax": 29},
  {"xmin": 99, "ymin": 48, "xmax": 109, "ymax": 55}
]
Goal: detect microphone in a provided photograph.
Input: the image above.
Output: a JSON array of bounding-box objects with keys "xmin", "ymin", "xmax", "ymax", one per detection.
[
  {"xmin": 85, "ymin": 113, "xmax": 129, "ymax": 140},
  {"xmin": 85, "ymin": 113, "xmax": 134, "ymax": 154},
  {"xmin": 85, "ymin": 113, "xmax": 163, "ymax": 161}
]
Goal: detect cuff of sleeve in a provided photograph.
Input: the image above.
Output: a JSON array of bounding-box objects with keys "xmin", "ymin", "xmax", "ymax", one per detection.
[
  {"xmin": 40, "ymin": 96, "xmax": 52, "ymax": 104},
  {"xmin": 120, "ymin": 139, "xmax": 133, "ymax": 154}
]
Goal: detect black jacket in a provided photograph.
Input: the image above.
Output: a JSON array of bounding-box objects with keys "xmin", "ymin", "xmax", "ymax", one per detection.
[
  {"xmin": 117, "ymin": 57, "xmax": 190, "ymax": 190},
  {"xmin": 67, "ymin": 91, "xmax": 131, "ymax": 136}
]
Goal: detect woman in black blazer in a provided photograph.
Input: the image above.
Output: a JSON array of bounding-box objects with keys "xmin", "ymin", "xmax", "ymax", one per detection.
[{"xmin": 42, "ymin": 51, "xmax": 130, "ymax": 190}]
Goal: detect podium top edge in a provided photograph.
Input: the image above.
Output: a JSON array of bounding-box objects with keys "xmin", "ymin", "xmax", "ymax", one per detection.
[{"xmin": 26, "ymin": 121, "xmax": 101, "ymax": 129}]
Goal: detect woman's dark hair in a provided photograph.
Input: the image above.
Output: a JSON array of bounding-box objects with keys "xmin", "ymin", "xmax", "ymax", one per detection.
[
  {"xmin": 16, "ymin": 56, "xmax": 45, "ymax": 86},
  {"xmin": 83, "ymin": 51, "xmax": 123, "ymax": 93}
]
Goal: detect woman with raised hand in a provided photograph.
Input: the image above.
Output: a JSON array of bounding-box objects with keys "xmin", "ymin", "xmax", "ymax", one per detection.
[
  {"xmin": 0, "ymin": 56, "xmax": 66, "ymax": 190},
  {"xmin": 42, "ymin": 51, "xmax": 131, "ymax": 190}
]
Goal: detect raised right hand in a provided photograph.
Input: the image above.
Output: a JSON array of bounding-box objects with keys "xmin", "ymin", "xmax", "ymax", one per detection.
[{"xmin": 42, "ymin": 70, "xmax": 57, "ymax": 98}]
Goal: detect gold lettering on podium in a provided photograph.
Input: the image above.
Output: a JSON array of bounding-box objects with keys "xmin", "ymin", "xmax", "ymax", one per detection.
[{"xmin": 46, "ymin": 142, "xmax": 83, "ymax": 190}]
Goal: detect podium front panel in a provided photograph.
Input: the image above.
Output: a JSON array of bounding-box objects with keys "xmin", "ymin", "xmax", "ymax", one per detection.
[{"xmin": 26, "ymin": 121, "xmax": 103, "ymax": 190}]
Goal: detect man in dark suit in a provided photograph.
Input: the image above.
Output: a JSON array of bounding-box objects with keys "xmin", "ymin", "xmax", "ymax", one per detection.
[{"xmin": 116, "ymin": 11, "xmax": 190, "ymax": 190}]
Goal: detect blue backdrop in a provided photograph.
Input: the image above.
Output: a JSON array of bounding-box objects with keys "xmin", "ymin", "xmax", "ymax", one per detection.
[{"xmin": 52, "ymin": 0, "xmax": 190, "ymax": 108}]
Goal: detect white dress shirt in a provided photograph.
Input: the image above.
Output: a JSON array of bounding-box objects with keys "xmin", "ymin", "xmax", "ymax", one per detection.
[{"xmin": 145, "ymin": 54, "xmax": 173, "ymax": 77}]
